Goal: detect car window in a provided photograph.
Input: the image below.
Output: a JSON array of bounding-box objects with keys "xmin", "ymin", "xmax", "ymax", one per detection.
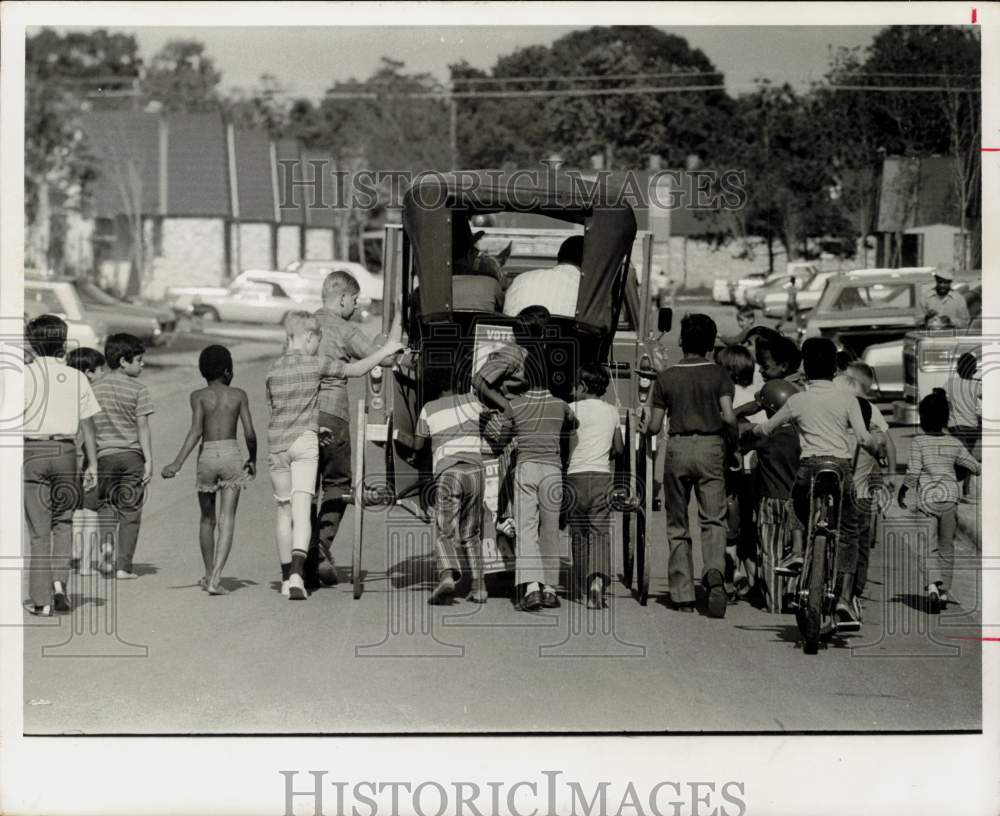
[
  {"xmin": 829, "ymin": 283, "xmax": 914, "ymax": 311},
  {"xmin": 25, "ymin": 287, "xmax": 64, "ymax": 314},
  {"xmin": 25, "ymin": 285, "xmax": 83, "ymax": 319}
]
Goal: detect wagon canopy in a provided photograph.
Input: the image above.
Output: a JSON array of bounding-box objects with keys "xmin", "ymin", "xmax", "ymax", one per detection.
[{"xmin": 401, "ymin": 170, "xmax": 638, "ymax": 334}]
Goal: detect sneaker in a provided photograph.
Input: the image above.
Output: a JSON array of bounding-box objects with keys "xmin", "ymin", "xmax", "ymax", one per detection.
[
  {"xmin": 23, "ymin": 601, "xmax": 52, "ymax": 617},
  {"xmin": 704, "ymin": 569, "xmax": 727, "ymax": 619},
  {"xmin": 287, "ymin": 574, "xmax": 307, "ymax": 600},
  {"xmin": 52, "ymin": 583, "xmax": 71, "ymax": 614},
  {"xmin": 280, "ymin": 579, "xmax": 291, "ymax": 597},
  {"xmin": 775, "ymin": 554, "xmax": 804, "ymax": 577},
  {"xmin": 835, "ymin": 601, "xmax": 861, "ymax": 632},
  {"xmin": 926, "ymin": 583, "xmax": 941, "ymax": 614},
  {"xmin": 115, "ymin": 570, "xmax": 139, "ymax": 580},
  {"xmin": 851, "ymin": 596, "xmax": 863, "ymax": 624}
]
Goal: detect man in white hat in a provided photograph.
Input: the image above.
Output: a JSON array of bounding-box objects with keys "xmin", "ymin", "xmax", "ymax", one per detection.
[{"xmin": 918, "ymin": 268, "xmax": 970, "ymax": 329}]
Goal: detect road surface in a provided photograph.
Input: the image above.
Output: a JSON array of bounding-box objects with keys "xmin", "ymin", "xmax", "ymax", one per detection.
[{"xmin": 23, "ymin": 309, "xmax": 983, "ymax": 734}]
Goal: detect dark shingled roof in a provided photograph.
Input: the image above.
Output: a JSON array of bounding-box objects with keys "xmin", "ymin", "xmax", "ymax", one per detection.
[
  {"xmin": 275, "ymin": 138, "xmax": 306, "ymax": 225},
  {"xmin": 300, "ymin": 148, "xmax": 337, "ymax": 229},
  {"xmin": 877, "ymin": 156, "xmax": 959, "ymax": 232},
  {"xmin": 166, "ymin": 113, "xmax": 230, "ymax": 217},
  {"xmin": 81, "ymin": 111, "xmax": 161, "ymax": 216},
  {"xmin": 233, "ymin": 128, "xmax": 276, "ymax": 222}
]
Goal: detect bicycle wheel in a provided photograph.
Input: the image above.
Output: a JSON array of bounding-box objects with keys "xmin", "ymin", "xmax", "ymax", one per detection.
[{"xmin": 797, "ymin": 533, "xmax": 827, "ymax": 655}]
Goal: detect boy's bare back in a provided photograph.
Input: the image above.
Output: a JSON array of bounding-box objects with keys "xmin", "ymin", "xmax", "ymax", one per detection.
[{"xmin": 194, "ymin": 383, "xmax": 248, "ymax": 442}]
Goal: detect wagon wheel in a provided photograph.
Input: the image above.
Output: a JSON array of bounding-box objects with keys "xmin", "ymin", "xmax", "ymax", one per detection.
[
  {"xmin": 618, "ymin": 412, "xmax": 634, "ymax": 589},
  {"xmin": 635, "ymin": 427, "xmax": 653, "ymax": 606},
  {"xmin": 352, "ymin": 399, "xmax": 367, "ymax": 599}
]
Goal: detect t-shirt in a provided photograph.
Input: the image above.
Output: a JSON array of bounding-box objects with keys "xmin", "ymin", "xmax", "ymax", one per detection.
[
  {"xmin": 502, "ymin": 263, "xmax": 580, "ymax": 318},
  {"xmin": 416, "ymin": 394, "xmax": 486, "ymax": 474},
  {"xmin": 904, "ymin": 433, "xmax": 980, "ymax": 514},
  {"xmin": 918, "ymin": 286, "xmax": 970, "ymax": 329},
  {"xmin": 753, "ymin": 425, "xmax": 800, "ymax": 500},
  {"xmin": 761, "ymin": 380, "xmax": 871, "ymax": 460},
  {"xmin": 652, "ymin": 360, "xmax": 735, "ymax": 435},
  {"xmin": 509, "ymin": 389, "xmax": 575, "ymax": 465},
  {"xmin": 266, "ymin": 352, "xmax": 322, "ymax": 454},
  {"xmin": 947, "ymin": 377, "xmax": 981, "ymax": 428},
  {"xmin": 23, "ymin": 356, "xmax": 101, "ymax": 439},
  {"xmin": 314, "ymin": 307, "xmax": 381, "ymax": 421},
  {"xmin": 90, "ymin": 369, "xmax": 154, "ymax": 457},
  {"xmin": 567, "ymin": 398, "xmax": 619, "ymax": 475},
  {"xmin": 478, "ymin": 343, "xmax": 528, "ymax": 398}
]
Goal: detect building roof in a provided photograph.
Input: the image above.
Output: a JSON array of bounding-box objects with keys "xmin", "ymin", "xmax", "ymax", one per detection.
[
  {"xmin": 877, "ymin": 156, "xmax": 959, "ymax": 232},
  {"xmin": 81, "ymin": 111, "xmax": 162, "ymax": 216},
  {"xmin": 274, "ymin": 138, "xmax": 306, "ymax": 226},
  {"xmin": 233, "ymin": 127, "xmax": 277, "ymax": 222},
  {"xmin": 166, "ymin": 113, "xmax": 230, "ymax": 217}
]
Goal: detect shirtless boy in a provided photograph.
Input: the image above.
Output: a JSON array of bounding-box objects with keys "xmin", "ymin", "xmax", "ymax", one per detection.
[{"xmin": 161, "ymin": 345, "xmax": 257, "ymax": 595}]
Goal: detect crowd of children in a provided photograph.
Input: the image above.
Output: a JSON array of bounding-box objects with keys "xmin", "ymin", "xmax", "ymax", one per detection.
[{"xmin": 22, "ymin": 286, "xmax": 982, "ymax": 623}]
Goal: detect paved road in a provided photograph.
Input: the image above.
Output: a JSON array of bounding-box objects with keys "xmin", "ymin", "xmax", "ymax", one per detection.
[{"xmin": 23, "ymin": 308, "xmax": 982, "ymax": 734}]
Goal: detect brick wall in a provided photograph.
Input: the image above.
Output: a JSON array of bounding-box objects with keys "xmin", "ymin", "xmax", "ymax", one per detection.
[
  {"xmin": 144, "ymin": 218, "xmax": 227, "ymax": 298},
  {"xmin": 277, "ymin": 225, "xmax": 301, "ymax": 268},
  {"xmin": 305, "ymin": 227, "xmax": 334, "ymax": 259},
  {"xmin": 235, "ymin": 222, "xmax": 273, "ymax": 272}
]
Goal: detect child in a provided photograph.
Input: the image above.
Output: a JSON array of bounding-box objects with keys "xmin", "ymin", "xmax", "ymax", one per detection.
[
  {"xmin": 754, "ymin": 337, "xmax": 882, "ymax": 630},
  {"xmin": 947, "ymin": 351, "xmax": 981, "ymax": 457},
  {"xmin": 472, "ymin": 304, "xmax": 551, "ymax": 414},
  {"xmin": 565, "ymin": 364, "xmax": 623, "ymax": 610},
  {"xmin": 161, "ymin": 345, "xmax": 257, "ymax": 595},
  {"xmin": 735, "ymin": 333, "xmax": 802, "ymax": 420},
  {"xmin": 741, "ymin": 378, "xmax": 801, "ymax": 613},
  {"xmin": 719, "ymin": 305, "xmax": 756, "ymax": 347},
  {"xmin": 64, "ymin": 347, "xmax": 106, "ymax": 575},
  {"xmin": 716, "ymin": 344, "xmax": 764, "ymax": 601},
  {"xmin": 413, "ymin": 368, "xmax": 488, "ymax": 605},
  {"xmin": 898, "ymin": 389, "xmax": 980, "ymax": 612},
  {"xmin": 90, "ymin": 333, "xmax": 154, "ymax": 579},
  {"xmin": 643, "ymin": 313, "xmax": 738, "ymax": 618},
  {"xmin": 508, "ymin": 343, "xmax": 577, "ymax": 612},
  {"xmin": 268, "ymin": 312, "xmax": 401, "ymax": 600},
  {"xmin": 22, "ymin": 316, "xmax": 101, "ymax": 616},
  {"xmin": 311, "ymin": 270, "xmax": 403, "ymax": 589}
]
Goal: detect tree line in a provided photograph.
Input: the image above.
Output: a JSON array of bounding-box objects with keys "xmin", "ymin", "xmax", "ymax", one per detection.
[{"xmin": 26, "ymin": 25, "xmax": 980, "ymax": 275}]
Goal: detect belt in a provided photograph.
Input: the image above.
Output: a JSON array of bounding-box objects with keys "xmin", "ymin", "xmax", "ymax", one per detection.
[
  {"xmin": 670, "ymin": 431, "xmax": 721, "ymax": 437},
  {"xmin": 25, "ymin": 435, "xmax": 75, "ymax": 443}
]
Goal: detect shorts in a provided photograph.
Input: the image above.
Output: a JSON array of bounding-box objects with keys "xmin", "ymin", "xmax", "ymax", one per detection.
[
  {"xmin": 197, "ymin": 440, "xmax": 252, "ymax": 493},
  {"xmin": 268, "ymin": 431, "xmax": 319, "ymax": 502}
]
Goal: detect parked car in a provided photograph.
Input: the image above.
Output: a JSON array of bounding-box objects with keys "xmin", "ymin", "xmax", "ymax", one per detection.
[
  {"xmin": 802, "ymin": 269, "xmax": 942, "ymax": 357},
  {"xmin": 712, "ymin": 277, "xmax": 734, "ymax": 304},
  {"xmin": 862, "ymin": 284, "xmax": 981, "ymax": 414},
  {"xmin": 284, "ymin": 259, "xmax": 383, "ymax": 314},
  {"xmin": 761, "ymin": 270, "xmax": 837, "ymax": 317},
  {"xmin": 166, "ymin": 271, "xmax": 324, "ymax": 324},
  {"xmin": 54, "ymin": 278, "xmax": 170, "ymax": 345},
  {"xmin": 730, "ymin": 272, "xmax": 769, "ymax": 306},
  {"xmin": 24, "ymin": 279, "xmax": 107, "ymax": 351}
]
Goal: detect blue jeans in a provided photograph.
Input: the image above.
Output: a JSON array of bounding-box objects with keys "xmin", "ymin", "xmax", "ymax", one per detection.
[
  {"xmin": 663, "ymin": 435, "xmax": 727, "ymax": 603},
  {"xmin": 791, "ymin": 457, "xmax": 859, "ymax": 584}
]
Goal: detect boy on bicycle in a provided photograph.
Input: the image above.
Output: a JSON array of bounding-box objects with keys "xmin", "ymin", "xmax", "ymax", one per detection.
[{"xmin": 752, "ymin": 338, "xmax": 883, "ymax": 629}]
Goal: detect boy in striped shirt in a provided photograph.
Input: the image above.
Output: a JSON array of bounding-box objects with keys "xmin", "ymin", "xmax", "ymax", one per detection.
[
  {"xmin": 266, "ymin": 312, "xmax": 401, "ymax": 600},
  {"xmin": 91, "ymin": 333, "xmax": 154, "ymax": 579},
  {"xmin": 414, "ymin": 368, "xmax": 488, "ymax": 605}
]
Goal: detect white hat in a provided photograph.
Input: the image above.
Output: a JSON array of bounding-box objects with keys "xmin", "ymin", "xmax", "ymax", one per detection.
[{"xmin": 934, "ymin": 267, "xmax": 954, "ymax": 281}]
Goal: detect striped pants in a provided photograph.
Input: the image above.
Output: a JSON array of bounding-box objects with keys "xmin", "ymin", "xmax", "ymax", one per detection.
[
  {"xmin": 756, "ymin": 496, "xmax": 793, "ymax": 614},
  {"xmin": 434, "ymin": 462, "xmax": 485, "ymax": 578}
]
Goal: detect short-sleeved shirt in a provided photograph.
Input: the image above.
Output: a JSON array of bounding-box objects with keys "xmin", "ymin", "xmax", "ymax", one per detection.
[
  {"xmin": 947, "ymin": 377, "xmax": 981, "ymax": 428},
  {"xmin": 904, "ymin": 433, "xmax": 980, "ymax": 513},
  {"xmin": 761, "ymin": 379, "xmax": 870, "ymax": 460},
  {"xmin": 266, "ymin": 352, "xmax": 329, "ymax": 454},
  {"xmin": 509, "ymin": 389, "xmax": 575, "ymax": 466},
  {"xmin": 90, "ymin": 369, "xmax": 154, "ymax": 457},
  {"xmin": 753, "ymin": 425, "xmax": 800, "ymax": 500},
  {"xmin": 652, "ymin": 360, "xmax": 735, "ymax": 435},
  {"xmin": 502, "ymin": 264, "xmax": 580, "ymax": 318},
  {"xmin": 314, "ymin": 307, "xmax": 381, "ymax": 421},
  {"xmin": 416, "ymin": 394, "xmax": 486, "ymax": 474},
  {"xmin": 919, "ymin": 286, "xmax": 970, "ymax": 329},
  {"xmin": 23, "ymin": 356, "xmax": 101, "ymax": 439},
  {"xmin": 567, "ymin": 398, "xmax": 619, "ymax": 475},
  {"xmin": 478, "ymin": 343, "xmax": 528, "ymax": 398}
]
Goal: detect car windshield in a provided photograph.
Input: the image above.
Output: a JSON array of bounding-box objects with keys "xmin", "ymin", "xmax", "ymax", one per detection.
[
  {"xmin": 826, "ymin": 282, "xmax": 914, "ymax": 311},
  {"xmin": 76, "ymin": 280, "xmax": 120, "ymax": 306}
]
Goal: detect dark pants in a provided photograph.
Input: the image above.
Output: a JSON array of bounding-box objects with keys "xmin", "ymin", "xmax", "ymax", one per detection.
[
  {"xmin": 307, "ymin": 412, "xmax": 352, "ymax": 582},
  {"xmin": 96, "ymin": 451, "xmax": 146, "ymax": 572},
  {"xmin": 434, "ymin": 462, "xmax": 485, "ymax": 577},
  {"xmin": 23, "ymin": 439, "xmax": 78, "ymax": 606},
  {"xmin": 791, "ymin": 457, "xmax": 859, "ymax": 586},
  {"xmin": 663, "ymin": 435, "xmax": 727, "ymax": 604},
  {"xmin": 565, "ymin": 472, "xmax": 613, "ymax": 590},
  {"xmin": 854, "ymin": 495, "xmax": 875, "ymax": 597}
]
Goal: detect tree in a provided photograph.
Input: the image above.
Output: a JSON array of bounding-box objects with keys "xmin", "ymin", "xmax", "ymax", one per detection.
[
  {"xmin": 224, "ymin": 74, "xmax": 290, "ymax": 135},
  {"xmin": 142, "ymin": 39, "xmax": 222, "ymax": 113}
]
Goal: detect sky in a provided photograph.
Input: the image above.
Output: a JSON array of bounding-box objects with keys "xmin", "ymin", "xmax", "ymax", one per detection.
[{"xmin": 110, "ymin": 25, "xmax": 885, "ymax": 99}]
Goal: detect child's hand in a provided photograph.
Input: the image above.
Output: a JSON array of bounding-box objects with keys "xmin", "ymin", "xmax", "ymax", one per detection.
[
  {"xmin": 82, "ymin": 464, "xmax": 98, "ymax": 491},
  {"xmin": 161, "ymin": 462, "xmax": 179, "ymax": 480},
  {"xmin": 244, "ymin": 461, "xmax": 256, "ymax": 478},
  {"xmin": 896, "ymin": 485, "xmax": 908, "ymax": 510},
  {"xmin": 142, "ymin": 460, "xmax": 154, "ymax": 485},
  {"xmin": 384, "ymin": 340, "xmax": 404, "ymax": 357}
]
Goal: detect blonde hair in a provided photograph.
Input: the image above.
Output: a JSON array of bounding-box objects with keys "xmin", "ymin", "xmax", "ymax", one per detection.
[
  {"xmin": 321, "ymin": 270, "xmax": 360, "ymax": 302},
  {"xmin": 283, "ymin": 311, "xmax": 321, "ymax": 342}
]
